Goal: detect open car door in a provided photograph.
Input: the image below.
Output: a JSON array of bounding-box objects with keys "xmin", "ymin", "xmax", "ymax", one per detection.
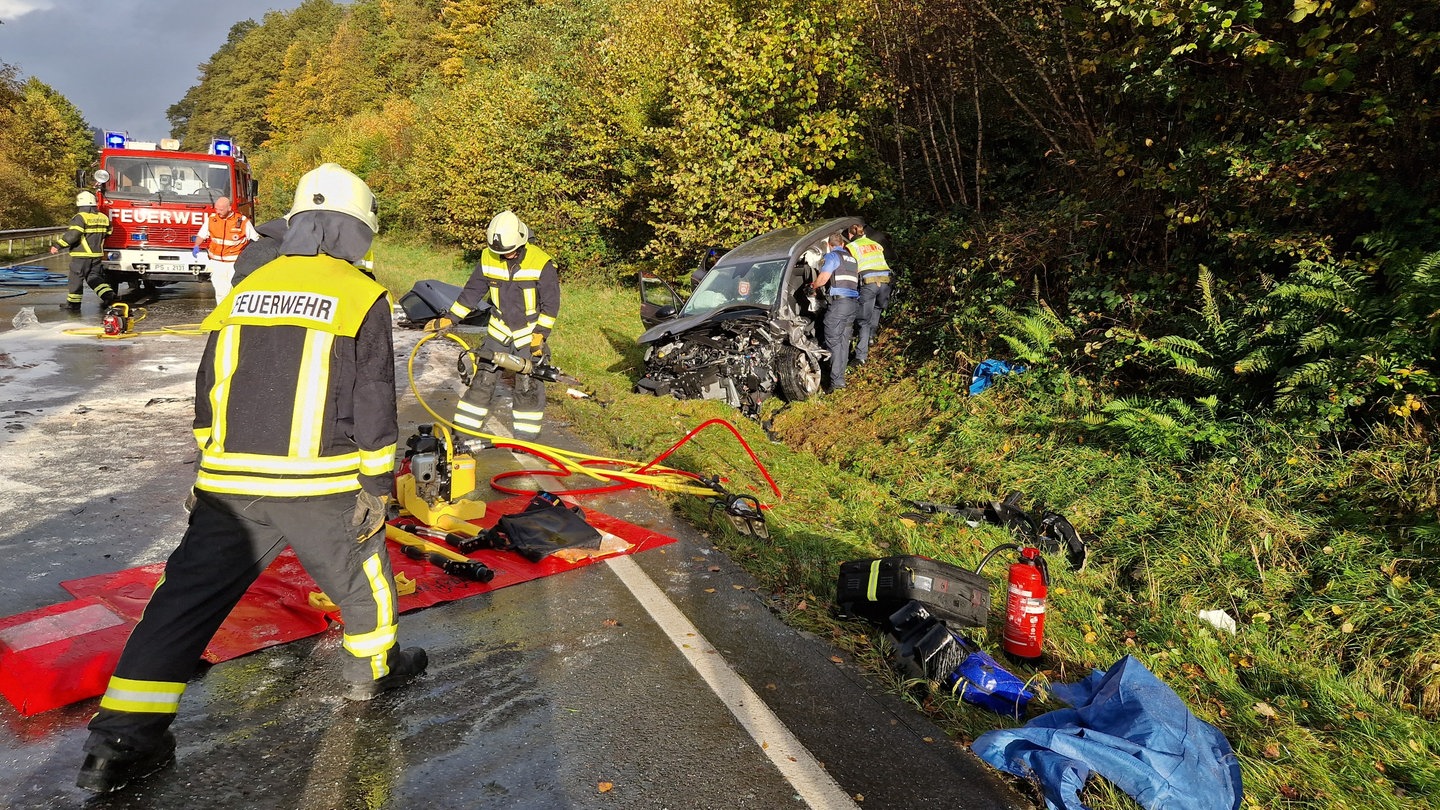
[{"xmin": 639, "ymin": 273, "xmax": 684, "ymax": 329}]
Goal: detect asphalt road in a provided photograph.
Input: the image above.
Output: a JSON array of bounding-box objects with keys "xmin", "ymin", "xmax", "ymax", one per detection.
[{"xmin": 0, "ymin": 272, "xmax": 1029, "ymax": 810}]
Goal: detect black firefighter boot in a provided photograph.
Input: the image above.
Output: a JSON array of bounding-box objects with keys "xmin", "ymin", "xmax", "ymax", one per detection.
[
  {"xmin": 98, "ymin": 287, "xmax": 119, "ymax": 315},
  {"xmin": 76, "ymin": 730, "xmax": 177, "ymax": 793},
  {"xmin": 346, "ymin": 647, "xmax": 429, "ymax": 701}
]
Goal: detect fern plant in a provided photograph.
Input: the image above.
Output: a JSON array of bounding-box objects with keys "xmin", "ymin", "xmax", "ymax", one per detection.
[
  {"xmin": 1229, "ymin": 254, "xmax": 1438, "ymax": 429},
  {"xmin": 1085, "ymin": 395, "xmax": 1231, "ymax": 462},
  {"xmin": 993, "ymin": 303, "xmax": 1074, "ymax": 366},
  {"xmin": 1102, "ymin": 327, "xmax": 1220, "ymax": 383}
]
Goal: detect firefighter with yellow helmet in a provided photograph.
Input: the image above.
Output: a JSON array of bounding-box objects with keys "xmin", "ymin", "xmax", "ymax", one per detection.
[
  {"xmin": 76, "ymin": 163, "xmax": 426, "ymax": 794},
  {"xmin": 51, "ymin": 190, "xmax": 118, "ymax": 311},
  {"xmin": 430, "ymin": 210, "xmax": 561, "ymax": 441}
]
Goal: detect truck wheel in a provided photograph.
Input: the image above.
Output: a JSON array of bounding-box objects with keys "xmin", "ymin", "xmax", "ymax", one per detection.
[{"xmin": 777, "ymin": 348, "xmax": 821, "ymax": 401}]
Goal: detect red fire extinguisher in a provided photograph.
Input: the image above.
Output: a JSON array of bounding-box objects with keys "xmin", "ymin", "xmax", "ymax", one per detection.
[{"xmin": 1002, "ymin": 546, "xmax": 1049, "ymax": 661}]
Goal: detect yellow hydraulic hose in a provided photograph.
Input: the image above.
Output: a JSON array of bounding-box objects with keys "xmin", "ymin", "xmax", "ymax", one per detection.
[
  {"xmin": 407, "ymin": 330, "xmax": 727, "ymax": 498},
  {"xmin": 62, "ymin": 322, "xmax": 206, "ymax": 338}
]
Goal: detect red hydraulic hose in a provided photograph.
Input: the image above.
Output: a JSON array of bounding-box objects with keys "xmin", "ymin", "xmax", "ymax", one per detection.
[{"xmin": 488, "ymin": 418, "xmax": 783, "ymax": 503}]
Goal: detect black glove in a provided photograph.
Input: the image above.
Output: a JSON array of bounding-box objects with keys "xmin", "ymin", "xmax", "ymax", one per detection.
[{"xmin": 350, "ymin": 490, "xmax": 389, "ymax": 542}]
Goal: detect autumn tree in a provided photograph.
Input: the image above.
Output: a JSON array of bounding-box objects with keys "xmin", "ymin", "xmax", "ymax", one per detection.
[
  {"xmin": 644, "ymin": 3, "xmax": 883, "ymax": 262},
  {"xmin": 0, "ymin": 66, "xmax": 94, "ymax": 228}
]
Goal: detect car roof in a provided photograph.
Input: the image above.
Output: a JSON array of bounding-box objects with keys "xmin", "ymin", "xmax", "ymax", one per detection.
[{"xmin": 717, "ymin": 216, "xmax": 864, "ymax": 265}]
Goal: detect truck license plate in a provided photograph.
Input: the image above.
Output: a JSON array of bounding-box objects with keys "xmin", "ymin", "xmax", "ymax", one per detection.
[{"xmin": 157, "ymin": 263, "xmax": 181, "ymax": 273}]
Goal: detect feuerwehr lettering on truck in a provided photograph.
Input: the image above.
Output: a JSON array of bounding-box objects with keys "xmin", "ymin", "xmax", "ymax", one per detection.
[{"xmin": 116, "ymin": 209, "xmax": 208, "ymax": 226}]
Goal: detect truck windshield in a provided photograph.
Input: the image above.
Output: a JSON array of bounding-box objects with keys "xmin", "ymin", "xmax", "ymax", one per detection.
[
  {"xmin": 102, "ymin": 156, "xmax": 232, "ymax": 203},
  {"xmin": 681, "ymin": 258, "xmax": 789, "ymax": 317}
]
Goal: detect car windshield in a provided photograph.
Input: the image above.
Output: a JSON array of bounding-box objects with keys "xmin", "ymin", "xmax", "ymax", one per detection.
[
  {"xmin": 102, "ymin": 156, "xmax": 232, "ymax": 202},
  {"xmin": 681, "ymin": 258, "xmax": 788, "ymax": 317}
]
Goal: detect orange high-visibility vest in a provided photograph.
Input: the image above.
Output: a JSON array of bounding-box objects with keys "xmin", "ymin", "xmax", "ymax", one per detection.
[{"xmin": 205, "ymin": 212, "xmax": 253, "ymax": 262}]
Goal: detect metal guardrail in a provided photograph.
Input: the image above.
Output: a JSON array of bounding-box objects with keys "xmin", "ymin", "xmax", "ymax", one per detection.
[{"xmin": 0, "ymin": 226, "xmax": 66, "ymax": 256}]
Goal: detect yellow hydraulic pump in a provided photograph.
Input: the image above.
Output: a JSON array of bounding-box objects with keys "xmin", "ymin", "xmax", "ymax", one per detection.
[{"xmin": 394, "ymin": 422, "xmax": 487, "ymax": 525}]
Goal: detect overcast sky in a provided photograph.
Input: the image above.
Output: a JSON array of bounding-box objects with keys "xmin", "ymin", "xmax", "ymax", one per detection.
[{"xmin": 0, "ymin": 0, "xmax": 304, "ymax": 140}]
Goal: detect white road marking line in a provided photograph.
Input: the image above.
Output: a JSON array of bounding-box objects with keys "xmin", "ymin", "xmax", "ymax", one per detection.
[
  {"xmin": 479, "ymin": 389, "xmax": 855, "ymax": 808},
  {"xmin": 605, "ymin": 554, "xmax": 859, "ymax": 810}
]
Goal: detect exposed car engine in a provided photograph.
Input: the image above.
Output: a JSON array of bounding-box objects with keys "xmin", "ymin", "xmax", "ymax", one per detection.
[{"xmin": 638, "ymin": 319, "xmax": 782, "ymax": 416}]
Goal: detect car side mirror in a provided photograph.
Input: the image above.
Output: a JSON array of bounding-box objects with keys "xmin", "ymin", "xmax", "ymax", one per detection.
[{"xmin": 655, "ymin": 305, "xmax": 678, "ymax": 320}]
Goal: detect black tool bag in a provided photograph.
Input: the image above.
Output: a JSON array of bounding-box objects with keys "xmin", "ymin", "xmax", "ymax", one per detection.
[
  {"xmin": 492, "ymin": 494, "xmax": 603, "ymax": 563},
  {"xmin": 835, "ymin": 555, "xmax": 991, "ymax": 628}
]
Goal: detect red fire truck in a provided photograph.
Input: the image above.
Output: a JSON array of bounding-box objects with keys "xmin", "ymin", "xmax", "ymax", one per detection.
[{"xmin": 89, "ymin": 132, "xmax": 256, "ymax": 284}]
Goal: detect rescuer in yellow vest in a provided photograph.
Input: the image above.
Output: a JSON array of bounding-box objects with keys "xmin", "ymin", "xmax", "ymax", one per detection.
[
  {"xmin": 50, "ymin": 191, "xmax": 117, "ymax": 311},
  {"xmin": 193, "ymin": 195, "xmax": 260, "ymax": 303},
  {"xmin": 845, "ymin": 222, "xmax": 893, "ymax": 365},
  {"xmin": 76, "ymin": 164, "xmax": 425, "ymax": 794},
  {"xmin": 429, "ymin": 210, "xmax": 561, "ymax": 441}
]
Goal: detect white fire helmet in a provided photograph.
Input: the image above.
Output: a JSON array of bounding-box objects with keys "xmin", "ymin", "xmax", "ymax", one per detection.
[
  {"xmin": 286, "ymin": 163, "xmax": 379, "ymax": 233},
  {"xmin": 486, "ymin": 210, "xmax": 530, "ymax": 254}
]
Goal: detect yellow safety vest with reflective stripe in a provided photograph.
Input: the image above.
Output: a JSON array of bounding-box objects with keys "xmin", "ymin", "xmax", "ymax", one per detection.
[
  {"xmin": 846, "ymin": 237, "xmax": 891, "ymax": 284},
  {"xmin": 451, "ymin": 245, "xmax": 558, "ymax": 344},
  {"xmin": 194, "ymin": 255, "xmax": 396, "ymax": 498},
  {"xmin": 56, "ymin": 211, "xmax": 111, "ymax": 258}
]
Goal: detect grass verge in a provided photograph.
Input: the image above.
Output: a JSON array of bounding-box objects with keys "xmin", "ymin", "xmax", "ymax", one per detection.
[{"xmin": 378, "ymin": 239, "xmax": 1440, "ymax": 810}]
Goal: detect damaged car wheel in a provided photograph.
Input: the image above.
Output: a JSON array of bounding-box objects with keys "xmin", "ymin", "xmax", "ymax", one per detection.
[{"xmin": 777, "ymin": 347, "xmax": 821, "ymax": 401}]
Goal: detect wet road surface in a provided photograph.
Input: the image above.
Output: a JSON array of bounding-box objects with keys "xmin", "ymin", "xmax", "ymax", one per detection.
[{"xmin": 0, "ymin": 273, "xmax": 1028, "ymax": 809}]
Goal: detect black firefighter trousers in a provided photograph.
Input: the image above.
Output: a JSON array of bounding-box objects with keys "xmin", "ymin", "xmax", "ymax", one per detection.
[
  {"xmin": 453, "ymin": 335, "xmax": 547, "ymax": 440},
  {"xmin": 85, "ymin": 490, "xmax": 403, "ymax": 753},
  {"xmin": 66, "ymin": 255, "xmax": 116, "ymax": 307}
]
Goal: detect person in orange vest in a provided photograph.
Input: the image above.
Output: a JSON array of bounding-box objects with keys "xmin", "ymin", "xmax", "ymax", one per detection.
[{"xmin": 193, "ymin": 196, "xmax": 259, "ymax": 303}]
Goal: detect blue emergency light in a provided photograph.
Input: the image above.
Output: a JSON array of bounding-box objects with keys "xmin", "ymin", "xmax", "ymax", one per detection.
[
  {"xmin": 104, "ymin": 131, "xmax": 127, "ymax": 149},
  {"xmin": 210, "ymin": 139, "xmax": 233, "ymax": 156}
]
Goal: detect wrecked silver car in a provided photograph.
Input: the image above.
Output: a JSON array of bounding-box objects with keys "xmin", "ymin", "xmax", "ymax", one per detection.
[{"xmin": 635, "ymin": 217, "xmax": 862, "ymax": 416}]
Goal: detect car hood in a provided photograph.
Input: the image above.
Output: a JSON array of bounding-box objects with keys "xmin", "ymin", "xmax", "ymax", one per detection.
[{"xmin": 638, "ymin": 304, "xmax": 770, "ymax": 344}]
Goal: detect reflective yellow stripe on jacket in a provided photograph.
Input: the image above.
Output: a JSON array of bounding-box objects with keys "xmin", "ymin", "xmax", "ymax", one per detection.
[
  {"xmin": 479, "ymin": 246, "xmax": 551, "ymax": 343},
  {"xmin": 57, "ymin": 211, "xmax": 111, "ymax": 257}
]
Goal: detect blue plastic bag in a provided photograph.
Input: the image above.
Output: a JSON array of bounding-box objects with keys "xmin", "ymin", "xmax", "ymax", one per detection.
[
  {"xmin": 970, "ymin": 359, "xmax": 1026, "ymax": 395},
  {"xmin": 943, "ymin": 642, "xmax": 1035, "ymax": 718}
]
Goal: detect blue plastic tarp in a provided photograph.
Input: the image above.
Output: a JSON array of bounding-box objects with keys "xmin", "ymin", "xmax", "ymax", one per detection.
[
  {"xmin": 972, "ymin": 655, "xmax": 1243, "ymax": 810},
  {"xmin": 969, "ymin": 359, "xmax": 1025, "ymax": 395}
]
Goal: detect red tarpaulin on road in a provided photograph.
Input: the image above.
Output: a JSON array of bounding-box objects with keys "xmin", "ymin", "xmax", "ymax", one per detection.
[{"xmin": 0, "ymin": 496, "xmax": 675, "ymax": 716}]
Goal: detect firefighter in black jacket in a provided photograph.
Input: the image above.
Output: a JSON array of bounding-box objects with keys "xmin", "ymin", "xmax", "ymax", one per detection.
[
  {"xmin": 76, "ymin": 164, "xmax": 426, "ymax": 794},
  {"xmin": 50, "ymin": 190, "xmax": 118, "ymax": 310},
  {"xmin": 430, "ymin": 210, "xmax": 560, "ymax": 440}
]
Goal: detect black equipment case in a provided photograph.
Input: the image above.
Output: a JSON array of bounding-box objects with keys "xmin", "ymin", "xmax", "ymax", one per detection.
[
  {"xmin": 836, "ymin": 555, "xmax": 990, "ymax": 628},
  {"xmin": 399, "ymin": 279, "xmax": 489, "ymax": 326}
]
